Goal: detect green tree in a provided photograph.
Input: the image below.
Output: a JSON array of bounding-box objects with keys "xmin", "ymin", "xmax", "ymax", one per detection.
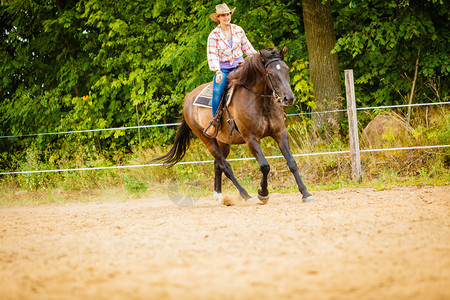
[
  {"xmin": 302, "ymin": 0, "xmax": 342, "ymax": 133},
  {"xmin": 332, "ymin": 0, "xmax": 449, "ymax": 107},
  {"xmin": 0, "ymin": 0, "xmax": 448, "ymax": 173}
]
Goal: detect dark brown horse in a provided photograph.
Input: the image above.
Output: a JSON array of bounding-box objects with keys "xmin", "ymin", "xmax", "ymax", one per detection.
[{"xmin": 154, "ymin": 46, "xmax": 313, "ymax": 204}]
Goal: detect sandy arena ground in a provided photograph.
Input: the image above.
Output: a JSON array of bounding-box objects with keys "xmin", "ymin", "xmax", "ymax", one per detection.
[{"xmin": 1, "ymin": 185, "xmax": 449, "ymax": 300}]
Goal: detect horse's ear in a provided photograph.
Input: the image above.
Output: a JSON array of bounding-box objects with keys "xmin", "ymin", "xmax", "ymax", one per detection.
[
  {"xmin": 281, "ymin": 45, "xmax": 287, "ymax": 58},
  {"xmin": 259, "ymin": 50, "xmax": 266, "ymax": 63},
  {"xmin": 258, "ymin": 50, "xmax": 266, "ymax": 64}
]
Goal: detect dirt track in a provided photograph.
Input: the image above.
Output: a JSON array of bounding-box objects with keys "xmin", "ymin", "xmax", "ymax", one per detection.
[{"xmin": 1, "ymin": 186, "xmax": 449, "ymax": 300}]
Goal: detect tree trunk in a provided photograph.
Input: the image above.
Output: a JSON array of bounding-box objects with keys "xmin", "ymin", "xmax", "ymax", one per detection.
[{"xmin": 302, "ymin": 0, "xmax": 342, "ymax": 133}]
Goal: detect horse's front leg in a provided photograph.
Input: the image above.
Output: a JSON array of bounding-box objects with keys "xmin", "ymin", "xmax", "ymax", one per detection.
[
  {"xmin": 275, "ymin": 130, "xmax": 314, "ymax": 203},
  {"xmin": 246, "ymin": 136, "xmax": 271, "ymax": 203}
]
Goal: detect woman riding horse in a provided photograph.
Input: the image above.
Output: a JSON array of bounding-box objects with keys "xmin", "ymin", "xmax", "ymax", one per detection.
[
  {"xmin": 153, "ymin": 44, "xmax": 314, "ymax": 204},
  {"xmin": 204, "ymin": 3, "xmax": 257, "ymax": 138}
]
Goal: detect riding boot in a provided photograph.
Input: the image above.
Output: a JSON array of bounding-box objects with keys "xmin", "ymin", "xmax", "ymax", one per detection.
[
  {"xmin": 204, "ymin": 124, "xmax": 217, "ymax": 138},
  {"xmin": 203, "ymin": 109, "xmax": 222, "ymax": 138}
]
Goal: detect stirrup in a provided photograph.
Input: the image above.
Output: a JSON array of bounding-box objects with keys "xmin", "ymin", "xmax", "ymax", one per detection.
[{"xmin": 203, "ymin": 119, "xmax": 219, "ymax": 138}]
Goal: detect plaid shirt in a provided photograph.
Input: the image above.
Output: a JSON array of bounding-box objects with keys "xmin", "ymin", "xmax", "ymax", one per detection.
[{"xmin": 207, "ymin": 23, "xmax": 257, "ymax": 72}]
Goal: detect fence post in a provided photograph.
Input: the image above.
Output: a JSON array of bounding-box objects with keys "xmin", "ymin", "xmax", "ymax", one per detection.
[{"xmin": 345, "ymin": 70, "xmax": 362, "ymax": 182}]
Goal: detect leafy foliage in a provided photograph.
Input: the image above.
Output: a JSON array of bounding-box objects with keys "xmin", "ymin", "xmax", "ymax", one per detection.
[
  {"xmin": 332, "ymin": 0, "xmax": 449, "ymax": 106},
  {"xmin": 0, "ymin": 0, "xmax": 448, "ymax": 174}
]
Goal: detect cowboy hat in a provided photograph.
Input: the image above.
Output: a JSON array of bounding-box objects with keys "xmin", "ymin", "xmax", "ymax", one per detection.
[{"xmin": 210, "ymin": 3, "xmax": 236, "ymax": 22}]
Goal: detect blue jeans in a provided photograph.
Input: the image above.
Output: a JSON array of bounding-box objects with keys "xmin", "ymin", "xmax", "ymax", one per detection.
[{"xmin": 212, "ymin": 68, "xmax": 235, "ymax": 117}]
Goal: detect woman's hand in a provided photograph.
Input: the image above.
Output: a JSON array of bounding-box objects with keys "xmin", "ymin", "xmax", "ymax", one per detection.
[{"xmin": 215, "ymin": 72, "xmax": 223, "ymax": 84}]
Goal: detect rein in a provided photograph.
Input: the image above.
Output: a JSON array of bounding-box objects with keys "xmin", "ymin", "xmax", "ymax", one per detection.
[{"xmin": 239, "ymin": 57, "xmax": 284, "ymax": 104}]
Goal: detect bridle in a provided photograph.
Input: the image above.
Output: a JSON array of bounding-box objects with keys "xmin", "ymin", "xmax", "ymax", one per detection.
[
  {"xmin": 264, "ymin": 57, "xmax": 283, "ymax": 102},
  {"xmin": 240, "ymin": 57, "xmax": 284, "ymax": 104}
]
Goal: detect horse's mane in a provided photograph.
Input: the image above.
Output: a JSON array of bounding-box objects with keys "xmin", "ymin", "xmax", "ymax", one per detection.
[{"xmin": 227, "ymin": 47, "xmax": 284, "ymax": 89}]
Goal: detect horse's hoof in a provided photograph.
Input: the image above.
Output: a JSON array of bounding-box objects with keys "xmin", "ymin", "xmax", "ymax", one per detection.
[
  {"xmin": 214, "ymin": 191, "xmax": 223, "ymax": 204},
  {"xmin": 302, "ymin": 195, "xmax": 314, "ymax": 203},
  {"xmin": 257, "ymin": 192, "xmax": 269, "ymax": 204},
  {"xmin": 240, "ymin": 191, "xmax": 252, "ymax": 201},
  {"xmin": 245, "ymin": 197, "xmax": 257, "ymax": 204}
]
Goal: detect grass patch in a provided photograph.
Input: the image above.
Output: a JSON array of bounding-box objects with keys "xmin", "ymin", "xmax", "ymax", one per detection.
[{"xmin": 1, "ymin": 107, "xmax": 448, "ymax": 206}]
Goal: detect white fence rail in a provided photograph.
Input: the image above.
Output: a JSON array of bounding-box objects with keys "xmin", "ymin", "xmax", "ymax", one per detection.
[
  {"xmin": 1, "ymin": 102, "xmax": 448, "ymax": 140},
  {"xmin": 0, "ymin": 145, "xmax": 448, "ymax": 176},
  {"xmin": 0, "ymin": 73, "xmax": 448, "ymax": 176}
]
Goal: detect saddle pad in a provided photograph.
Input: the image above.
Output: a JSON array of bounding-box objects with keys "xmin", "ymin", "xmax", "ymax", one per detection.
[
  {"xmin": 193, "ymin": 83, "xmax": 213, "ymax": 108},
  {"xmin": 193, "ymin": 83, "xmax": 234, "ymax": 108}
]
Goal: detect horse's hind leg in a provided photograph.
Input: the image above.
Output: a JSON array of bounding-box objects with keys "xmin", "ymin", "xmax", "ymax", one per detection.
[
  {"xmin": 275, "ymin": 131, "xmax": 314, "ymax": 202},
  {"xmin": 214, "ymin": 154, "xmax": 252, "ymax": 201},
  {"xmin": 213, "ymin": 142, "xmax": 231, "ymax": 203},
  {"xmin": 196, "ymin": 135, "xmax": 252, "ymax": 201},
  {"xmin": 213, "ymin": 160, "xmax": 223, "ymax": 202}
]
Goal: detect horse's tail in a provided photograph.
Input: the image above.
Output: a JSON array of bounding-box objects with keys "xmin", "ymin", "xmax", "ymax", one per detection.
[{"xmin": 151, "ymin": 117, "xmax": 192, "ymax": 166}]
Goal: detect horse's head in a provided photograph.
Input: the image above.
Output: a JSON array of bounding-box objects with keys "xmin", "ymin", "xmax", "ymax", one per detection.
[{"xmin": 259, "ymin": 46, "xmax": 296, "ymax": 107}]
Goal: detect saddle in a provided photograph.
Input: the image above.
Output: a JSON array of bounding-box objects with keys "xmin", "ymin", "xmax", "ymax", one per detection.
[
  {"xmin": 194, "ymin": 83, "xmax": 239, "ymax": 138},
  {"xmin": 193, "ymin": 82, "xmax": 234, "ymax": 108}
]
